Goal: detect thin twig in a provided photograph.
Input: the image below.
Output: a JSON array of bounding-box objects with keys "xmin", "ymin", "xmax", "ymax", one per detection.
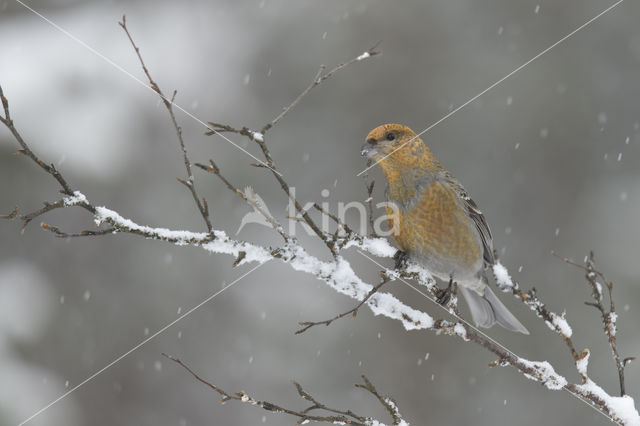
[
  {"xmin": 261, "ymin": 42, "xmax": 381, "ymax": 134},
  {"xmin": 311, "ymin": 201, "xmax": 356, "ymax": 252},
  {"xmin": 41, "ymin": 223, "xmax": 117, "ymax": 238},
  {"xmin": 195, "ymin": 160, "xmax": 290, "ymax": 242},
  {"xmin": 553, "ymin": 250, "xmax": 635, "ymax": 396},
  {"xmin": 0, "ymin": 84, "xmax": 98, "ymax": 236},
  {"xmin": 119, "ymin": 15, "xmax": 212, "ymax": 233},
  {"xmin": 262, "ymin": 65, "xmax": 325, "ymax": 134},
  {"xmin": 365, "ymin": 178, "xmax": 377, "ymax": 237},
  {"xmin": 250, "ymin": 46, "xmax": 380, "ymax": 254},
  {"xmin": 312, "ymin": 202, "xmax": 354, "ymax": 250},
  {"xmin": 250, "ymin": 134, "xmax": 335, "ymax": 255},
  {"xmin": 163, "ymin": 354, "xmax": 400, "ymax": 425},
  {"xmin": 205, "ymin": 122, "xmax": 259, "ymax": 139},
  {"xmin": 296, "ymin": 274, "xmax": 391, "ymax": 334},
  {"xmin": 206, "ymin": 121, "xmax": 333, "ymax": 254},
  {"xmin": 204, "ymin": 45, "xmax": 381, "ymax": 257},
  {"xmin": 195, "ymin": 160, "xmax": 235, "ymax": 192},
  {"xmin": 355, "ymin": 375, "xmax": 405, "ymax": 425},
  {"xmin": 3, "ymin": 200, "xmax": 65, "ymax": 231},
  {"xmin": 291, "ymin": 381, "xmax": 365, "ymax": 421},
  {"xmin": 515, "ymin": 286, "xmax": 579, "ymax": 361},
  {"xmin": 551, "ymin": 250, "xmax": 608, "ymax": 282},
  {"xmin": 493, "ymin": 251, "xmax": 581, "ymax": 362},
  {"xmin": 0, "ymin": 85, "xmax": 83, "ymax": 202}
]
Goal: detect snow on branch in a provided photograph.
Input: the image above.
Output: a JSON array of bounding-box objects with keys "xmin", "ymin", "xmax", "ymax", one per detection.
[{"xmin": 93, "ymin": 200, "xmax": 436, "ymax": 333}]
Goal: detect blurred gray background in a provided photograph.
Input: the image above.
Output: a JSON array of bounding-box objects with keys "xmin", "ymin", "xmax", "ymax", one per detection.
[{"xmin": 1, "ymin": 0, "xmax": 639, "ymax": 425}]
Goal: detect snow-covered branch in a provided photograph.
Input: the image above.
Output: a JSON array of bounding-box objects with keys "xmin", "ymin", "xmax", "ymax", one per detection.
[
  {"xmin": 91, "ymin": 199, "xmax": 438, "ymax": 332},
  {"xmin": 33, "ymin": 191, "xmax": 640, "ymax": 424}
]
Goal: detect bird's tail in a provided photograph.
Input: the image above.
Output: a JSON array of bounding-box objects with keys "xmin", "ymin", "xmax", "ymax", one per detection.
[{"xmin": 459, "ymin": 285, "xmax": 529, "ymax": 334}]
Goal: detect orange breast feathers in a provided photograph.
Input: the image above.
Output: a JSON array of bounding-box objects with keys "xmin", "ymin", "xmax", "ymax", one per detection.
[{"xmin": 387, "ymin": 181, "xmax": 482, "ymax": 269}]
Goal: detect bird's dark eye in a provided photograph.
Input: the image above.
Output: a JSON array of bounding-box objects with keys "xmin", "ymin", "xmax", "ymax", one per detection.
[{"xmin": 386, "ymin": 132, "xmax": 396, "ymax": 141}]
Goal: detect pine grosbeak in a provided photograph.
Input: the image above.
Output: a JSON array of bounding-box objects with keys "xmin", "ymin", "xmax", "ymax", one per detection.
[{"xmin": 362, "ymin": 123, "xmax": 529, "ymax": 334}]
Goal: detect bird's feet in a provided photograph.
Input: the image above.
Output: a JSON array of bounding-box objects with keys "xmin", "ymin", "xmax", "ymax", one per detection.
[
  {"xmin": 435, "ymin": 278, "xmax": 456, "ymax": 305},
  {"xmin": 393, "ymin": 250, "xmax": 408, "ymax": 270}
]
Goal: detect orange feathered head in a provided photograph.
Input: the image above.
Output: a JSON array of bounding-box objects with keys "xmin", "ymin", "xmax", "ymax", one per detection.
[{"xmin": 362, "ymin": 124, "xmax": 438, "ymax": 173}]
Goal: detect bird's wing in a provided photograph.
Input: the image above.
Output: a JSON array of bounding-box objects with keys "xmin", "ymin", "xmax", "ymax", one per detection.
[{"xmin": 441, "ymin": 172, "xmax": 494, "ymax": 266}]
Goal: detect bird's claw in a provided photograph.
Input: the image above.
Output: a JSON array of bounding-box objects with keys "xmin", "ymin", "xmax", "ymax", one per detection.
[
  {"xmin": 435, "ymin": 278, "xmax": 456, "ymax": 305},
  {"xmin": 393, "ymin": 250, "xmax": 408, "ymax": 270}
]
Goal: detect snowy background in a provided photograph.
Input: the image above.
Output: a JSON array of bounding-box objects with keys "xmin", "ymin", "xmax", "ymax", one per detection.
[{"xmin": 1, "ymin": 0, "xmax": 639, "ymax": 425}]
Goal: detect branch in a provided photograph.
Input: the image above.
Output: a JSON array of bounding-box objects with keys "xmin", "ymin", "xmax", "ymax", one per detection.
[
  {"xmin": 207, "ymin": 118, "xmax": 334, "ymax": 254},
  {"xmin": 205, "ymin": 46, "xmax": 382, "ymax": 258},
  {"xmin": 247, "ymin": 131, "xmax": 335, "ymax": 255},
  {"xmin": 492, "ymin": 258, "xmax": 581, "ymax": 362},
  {"xmin": 41, "ymin": 222, "xmax": 116, "ymax": 238},
  {"xmin": 195, "ymin": 159, "xmax": 290, "ymax": 242},
  {"xmin": 312, "ymin": 202, "xmax": 353, "ymax": 236},
  {"xmin": 355, "ymin": 375, "xmax": 406, "ymax": 425},
  {"xmin": 0, "ymin": 85, "xmax": 97, "ymax": 235},
  {"xmin": 248, "ymin": 47, "xmax": 381, "ymax": 257},
  {"xmin": 365, "ymin": 178, "xmax": 377, "ymax": 237},
  {"xmin": 260, "ymin": 42, "xmax": 381, "ymax": 135},
  {"xmin": 119, "ymin": 15, "xmax": 212, "ymax": 233},
  {"xmin": 296, "ymin": 271, "xmax": 391, "ymax": 334},
  {"xmin": 553, "ymin": 251, "xmax": 635, "ymax": 397},
  {"xmin": 315, "ymin": 246, "xmax": 639, "ymax": 425},
  {"xmin": 0, "ymin": 86, "xmax": 77, "ymax": 199},
  {"xmin": 163, "ymin": 354, "xmax": 403, "ymax": 426},
  {"xmin": 5, "ymin": 172, "xmax": 634, "ymax": 425},
  {"xmin": 2, "ymin": 197, "xmax": 87, "ymax": 232}
]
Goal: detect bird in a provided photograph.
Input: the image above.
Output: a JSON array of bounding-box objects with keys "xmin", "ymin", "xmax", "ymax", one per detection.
[{"xmin": 361, "ymin": 123, "xmax": 529, "ymax": 334}]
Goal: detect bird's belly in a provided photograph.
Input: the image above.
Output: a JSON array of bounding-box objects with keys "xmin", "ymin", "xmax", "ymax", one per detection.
[{"xmin": 393, "ymin": 200, "xmax": 483, "ymax": 282}]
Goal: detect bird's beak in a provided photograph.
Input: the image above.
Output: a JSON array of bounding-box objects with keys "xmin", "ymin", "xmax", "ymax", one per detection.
[{"xmin": 361, "ymin": 140, "xmax": 378, "ymax": 159}]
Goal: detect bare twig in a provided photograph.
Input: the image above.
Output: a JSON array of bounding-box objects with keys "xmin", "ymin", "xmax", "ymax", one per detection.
[
  {"xmin": 41, "ymin": 222, "xmax": 117, "ymax": 238},
  {"xmin": 252, "ymin": 49, "xmax": 382, "ymax": 253},
  {"xmin": 0, "ymin": 87, "xmax": 77, "ymax": 199},
  {"xmin": 365, "ymin": 178, "xmax": 377, "ymax": 237},
  {"xmin": 119, "ymin": 15, "xmax": 212, "ymax": 233},
  {"xmin": 312, "ymin": 202, "xmax": 353, "ymax": 236},
  {"xmin": 195, "ymin": 160, "xmax": 235, "ymax": 192},
  {"xmin": 195, "ymin": 160, "xmax": 290, "ymax": 242},
  {"xmin": 553, "ymin": 250, "xmax": 635, "ymax": 396},
  {"xmin": 246, "ymin": 129, "xmax": 335, "ymax": 255},
  {"xmin": 163, "ymin": 354, "xmax": 401, "ymax": 425},
  {"xmin": 493, "ymin": 251, "xmax": 581, "ymax": 363},
  {"xmin": 355, "ymin": 375, "xmax": 406, "ymax": 425},
  {"xmin": 584, "ymin": 253, "xmax": 629, "ymax": 397},
  {"xmin": 204, "ymin": 46, "xmax": 382, "ymax": 257},
  {"xmin": 206, "ymin": 121, "xmax": 333, "ymax": 254},
  {"xmin": 262, "ymin": 65, "xmax": 325, "ymax": 134},
  {"xmin": 311, "ymin": 201, "xmax": 360, "ymax": 253},
  {"xmin": 1, "ymin": 84, "xmax": 97, "ymax": 236},
  {"xmin": 205, "ymin": 122, "xmax": 260, "ymax": 140},
  {"xmin": 311, "ymin": 202, "xmax": 356, "ymax": 250},
  {"xmin": 3, "ymin": 200, "xmax": 65, "ymax": 231},
  {"xmin": 296, "ymin": 273, "xmax": 391, "ymax": 334},
  {"xmin": 260, "ymin": 42, "xmax": 381, "ymax": 134}
]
